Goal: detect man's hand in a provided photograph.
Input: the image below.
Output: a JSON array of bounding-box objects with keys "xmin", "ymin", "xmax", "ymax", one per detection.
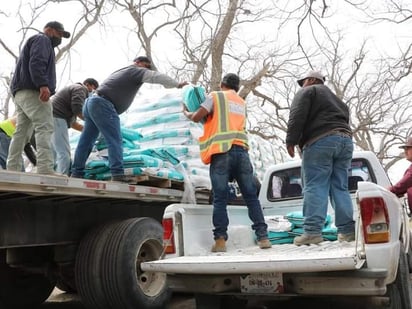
[
  {"xmin": 182, "ymin": 105, "xmax": 192, "ymax": 120},
  {"xmin": 39, "ymin": 86, "xmax": 51, "ymax": 102},
  {"xmin": 71, "ymin": 121, "xmax": 84, "ymax": 132},
  {"xmin": 287, "ymin": 145, "xmax": 295, "ymax": 158}
]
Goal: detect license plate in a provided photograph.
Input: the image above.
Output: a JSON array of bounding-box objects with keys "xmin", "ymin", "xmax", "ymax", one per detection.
[{"xmin": 240, "ymin": 272, "xmax": 283, "ymax": 293}]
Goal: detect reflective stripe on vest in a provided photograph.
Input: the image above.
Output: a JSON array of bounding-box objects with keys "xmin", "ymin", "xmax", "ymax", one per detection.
[{"xmin": 199, "ymin": 91, "xmax": 248, "ymax": 164}]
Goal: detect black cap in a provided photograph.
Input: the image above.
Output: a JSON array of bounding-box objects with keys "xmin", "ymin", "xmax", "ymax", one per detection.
[
  {"xmin": 133, "ymin": 56, "xmax": 152, "ymax": 69},
  {"xmin": 221, "ymin": 73, "xmax": 240, "ymax": 91},
  {"xmin": 45, "ymin": 21, "xmax": 70, "ymax": 38}
]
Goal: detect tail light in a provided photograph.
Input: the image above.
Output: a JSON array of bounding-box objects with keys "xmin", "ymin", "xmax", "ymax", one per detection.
[
  {"xmin": 162, "ymin": 218, "xmax": 175, "ymax": 254},
  {"xmin": 359, "ymin": 197, "xmax": 390, "ymax": 244}
]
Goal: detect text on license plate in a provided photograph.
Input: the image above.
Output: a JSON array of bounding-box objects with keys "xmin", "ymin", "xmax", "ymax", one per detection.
[{"xmin": 240, "ymin": 272, "xmax": 283, "ymax": 294}]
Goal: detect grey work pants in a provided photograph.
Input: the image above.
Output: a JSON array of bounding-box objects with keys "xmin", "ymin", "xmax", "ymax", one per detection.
[{"xmin": 7, "ymin": 90, "xmax": 54, "ymax": 174}]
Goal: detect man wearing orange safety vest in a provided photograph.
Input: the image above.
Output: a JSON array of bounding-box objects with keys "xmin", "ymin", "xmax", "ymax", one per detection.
[{"xmin": 183, "ymin": 73, "xmax": 271, "ymax": 252}]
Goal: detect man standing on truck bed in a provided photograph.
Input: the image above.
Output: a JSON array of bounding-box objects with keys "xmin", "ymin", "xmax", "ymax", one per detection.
[
  {"xmin": 286, "ymin": 70, "xmax": 355, "ymax": 246},
  {"xmin": 7, "ymin": 21, "xmax": 71, "ymax": 175},
  {"xmin": 71, "ymin": 56, "xmax": 188, "ymax": 183},
  {"xmin": 51, "ymin": 78, "xmax": 99, "ymax": 175},
  {"xmin": 183, "ymin": 73, "xmax": 272, "ymax": 252}
]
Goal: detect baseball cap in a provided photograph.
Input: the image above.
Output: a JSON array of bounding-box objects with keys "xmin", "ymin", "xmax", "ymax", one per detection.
[
  {"xmin": 221, "ymin": 73, "xmax": 240, "ymax": 91},
  {"xmin": 45, "ymin": 21, "xmax": 70, "ymax": 38},
  {"xmin": 297, "ymin": 70, "xmax": 325, "ymax": 87},
  {"xmin": 133, "ymin": 56, "xmax": 152, "ymax": 69},
  {"xmin": 399, "ymin": 137, "xmax": 412, "ymax": 149}
]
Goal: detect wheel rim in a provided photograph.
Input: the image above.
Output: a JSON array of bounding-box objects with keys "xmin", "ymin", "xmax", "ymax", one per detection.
[{"xmin": 136, "ymin": 239, "xmax": 166, "ymax": 297}]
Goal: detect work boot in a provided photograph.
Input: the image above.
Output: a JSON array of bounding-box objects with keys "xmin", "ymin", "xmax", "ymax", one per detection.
[
  {"xmin": 111, "ymin": 175, "xmax": 136, "ymax": 184},
  {"xmin": 338, "ymin": 232, "xmax": 355, "ymax": 242},
  {"xmin": 293, "ymin": 233, "xmax": 323, "ymax": 246},
  {"xmin": 211, "ymin": 237, "xmax": 226, "ymax": 252},
  {"xmin": 257, "ymin": 238, "xmax": 272, "ymax": 249}
]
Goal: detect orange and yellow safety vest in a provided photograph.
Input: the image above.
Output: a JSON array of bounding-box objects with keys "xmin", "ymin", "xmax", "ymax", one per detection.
[{"xmin": 199, "ymin": 90, "xmax": 248, "ymax": 164}]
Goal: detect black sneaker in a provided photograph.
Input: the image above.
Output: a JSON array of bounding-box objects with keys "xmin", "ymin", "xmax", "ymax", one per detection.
[{"xmin": 111, "ymin": 175, "xmax": 136, "ymax": 184}]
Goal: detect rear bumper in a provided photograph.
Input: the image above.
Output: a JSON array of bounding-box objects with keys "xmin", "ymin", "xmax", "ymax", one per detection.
[{"xmin": 167, "ymin": 268, "xmax": 388, "ymax": 296}]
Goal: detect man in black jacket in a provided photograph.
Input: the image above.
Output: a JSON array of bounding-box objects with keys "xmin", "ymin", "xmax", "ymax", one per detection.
[
  {"xmin": 286, "ymin": 70, "xmax": 355, "ymax": 246},
  {"xmin": 7, "ymin": 21, "xmax": 70, "ymax": 175}
]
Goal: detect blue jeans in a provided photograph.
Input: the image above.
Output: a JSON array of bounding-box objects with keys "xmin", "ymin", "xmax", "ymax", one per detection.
[
  {"xmin": 301, "ymin": 134, "xmax": 355, "ymax": 235},
  {"xmin": 0, "ymin": 131, "xmax": 10, "ymax": 169},
  {"xmin": 210, "ymin": 145, "xmax": 268, "ymax": 241},
  {"xmin": 0, "ymin": 131, "xmax": 25, "ymax": 171},
  {"xmin": 71, "ymin": 96, "xmax": 123, "ymax": 177},
  {"xmin": 52, "ymin": 117, "xmax": 71, "ymax": 175}
]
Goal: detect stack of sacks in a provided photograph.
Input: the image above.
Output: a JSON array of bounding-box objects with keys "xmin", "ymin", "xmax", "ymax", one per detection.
[
  {"xmin": 68, "ymin": 89, "xmax": 211, "ymax": 194},
  {"xmin": 265, "ymin": 212, "xmax": 337, "ymax": 245},
  {"xmin": 121, "ymin": 89, "xmax": 209, "ymax": 190},
  {"xmin": 248, "ymin": 134, "xmax": 282, "ymax": 181},
  {"xmin": 68, "ymin": 88, "xmax": 281, "ymax": 195}
]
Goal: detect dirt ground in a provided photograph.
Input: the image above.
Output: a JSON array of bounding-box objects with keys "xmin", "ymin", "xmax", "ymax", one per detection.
[{"xmin": 47, "ymin": 289, "xmax": 196, "ymax": 309}]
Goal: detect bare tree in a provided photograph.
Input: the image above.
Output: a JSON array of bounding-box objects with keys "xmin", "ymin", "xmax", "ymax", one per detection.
[
  {"xmin": 0, "ymin": 0, "xmax": 108, "ymax": 119},
  {"xmin": 1, "ymin": 0, "xmax": 412, "ymax": 174}
]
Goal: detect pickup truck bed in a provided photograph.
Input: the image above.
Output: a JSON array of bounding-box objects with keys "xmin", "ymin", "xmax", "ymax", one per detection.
[{"xmin": 144, "ymin": 240, "xmax": 364, "ymax": 273}]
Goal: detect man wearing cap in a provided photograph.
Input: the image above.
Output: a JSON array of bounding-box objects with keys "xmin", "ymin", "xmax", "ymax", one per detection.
[
  {"xmin": 51, "ymin": 78, "xmax": 99, "ymax": 175},
  {"xmin": 71, "ymin": 56, "xmax": 187, "ymax": 183},
  {"xmin": 183, "ymin": 73, "xmax": 271, "ymax": 252},
  {"xmin": 7, "ymin": 21, "xmax": 70, "ymax": 175},
  {"xmin": 286, "ymin": 70, "xmax": 355, "ymax": 246},
  {"xmin": 388, "ymin": 137, "xmax": 412, "ymax": 213}
]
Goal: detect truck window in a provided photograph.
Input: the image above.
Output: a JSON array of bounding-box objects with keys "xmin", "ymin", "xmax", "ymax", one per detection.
[
  {"xmin": 267, "ymin": 158, "xmax": 374, "ymax": 201},
  {"xmin": 269, "ymin": 167, "xmax": 302, "ymax": 200}
]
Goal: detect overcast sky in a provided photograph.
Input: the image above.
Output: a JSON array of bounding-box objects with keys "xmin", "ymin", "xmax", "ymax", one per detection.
[{"xmin": 1, "ymin": 1, "xmax": 410, "ymax": 89}]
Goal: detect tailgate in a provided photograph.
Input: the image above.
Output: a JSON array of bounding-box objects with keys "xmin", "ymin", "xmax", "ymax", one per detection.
[{"xmin": 142, "ymin": 241, "xmax": 365, "ymax": 274}]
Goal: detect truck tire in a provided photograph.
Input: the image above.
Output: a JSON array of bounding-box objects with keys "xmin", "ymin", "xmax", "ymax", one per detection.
[
  {"xmin": 384, "ymin": 244, "xmax": 412, "ymax": 309},
  {"xmin": 99, "ymin": 218, "xmax": 170, "ymax": 309},
  {"xmin": 75, "ymin": 222, "xmax": 118, "ymax": 308},
  {"xmin": 0, "ymin": 262, "xmax": 55, "ymax": 308},
  {"xmin": 76, "ymin": 218, "xmax": 170, "ymax": 309},
  {"xmin": 407, "ymin": 238, "xmax": 412, "ymax": 273}
]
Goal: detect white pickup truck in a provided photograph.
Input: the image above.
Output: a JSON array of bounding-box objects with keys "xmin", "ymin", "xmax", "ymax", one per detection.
[{"xmin": 142, "ymin": 151, "xmax": 412, "ymax": 309}]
